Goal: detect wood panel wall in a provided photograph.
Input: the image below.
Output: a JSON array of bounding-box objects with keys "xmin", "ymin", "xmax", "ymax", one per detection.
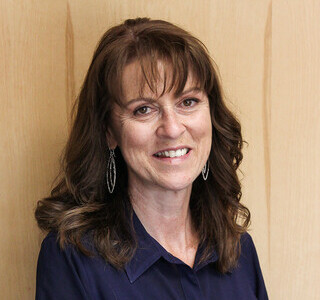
[{"xmin": 1, "ymin": 1, "xmax": 319, "ymax": 299}]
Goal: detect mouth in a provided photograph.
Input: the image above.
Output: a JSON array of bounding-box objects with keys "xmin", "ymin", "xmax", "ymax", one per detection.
[{"xmin": 153, "ymin": 147, "xmax": 191, "ymax": 158}]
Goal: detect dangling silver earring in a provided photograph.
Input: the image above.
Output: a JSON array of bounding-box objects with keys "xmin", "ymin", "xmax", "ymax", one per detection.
[
  {"xmin": 202, "ymin": 161, "xmax": 209, "ymax": 180},
  {"xmin": 106, "ymin": 148, "xmax": 116, "ymax": 193}
]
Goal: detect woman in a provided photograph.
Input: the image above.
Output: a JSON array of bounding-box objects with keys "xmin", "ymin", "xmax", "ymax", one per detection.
[{"xmin": 35, "ymin": 18, "xmax": 268, "ymax": 299}]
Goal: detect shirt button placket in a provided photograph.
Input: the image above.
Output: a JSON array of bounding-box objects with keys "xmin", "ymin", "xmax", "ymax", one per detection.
[{"xmin": 178, "ymin": 265, "xmax": 203, "ymax": 300}]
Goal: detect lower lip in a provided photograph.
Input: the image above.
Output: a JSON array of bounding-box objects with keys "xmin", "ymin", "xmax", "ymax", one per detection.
[{"xmin": 152, "ymin": 150, "xmax": 192, "ymax": 163}]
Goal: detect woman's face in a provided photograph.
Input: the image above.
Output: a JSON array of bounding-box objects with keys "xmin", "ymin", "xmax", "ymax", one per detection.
[{"xmin": 108, "ymin": 61, "xmax": 212, "ymax": 192}]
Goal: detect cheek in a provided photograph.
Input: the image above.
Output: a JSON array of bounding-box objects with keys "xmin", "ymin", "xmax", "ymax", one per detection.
[
  {"xmin": 190, "ymin": 110, "xmax": 212, "ymax": 140},
  {"xmin": 189, "ymin": 111, "xmax": 212, "ymax": 158},
  {"xmin": 118, "ymin": 122, "xmax": 153, "ymax": 155}
]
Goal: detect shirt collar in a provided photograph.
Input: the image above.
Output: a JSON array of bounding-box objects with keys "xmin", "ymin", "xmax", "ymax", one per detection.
[
  {"xmin": 124, "ymin": 211, "xmax": 163, "ymax": 283},
  {"xmin": 124, "ymin": 210, "xmax": 219, "ymax": 283}
]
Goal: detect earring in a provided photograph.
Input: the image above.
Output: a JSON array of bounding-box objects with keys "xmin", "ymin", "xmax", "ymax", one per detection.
[
  {"xmin": 202, "ymin": 161, "xmax": 209, "ymax": 180},
  {"xmin": 106, "ymin": 148, "xmax": 116, "ymax": 193}
]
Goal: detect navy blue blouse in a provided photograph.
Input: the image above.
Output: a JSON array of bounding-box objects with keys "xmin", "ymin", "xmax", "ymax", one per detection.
[{"xmin": 36, "ymin": 212, "xmax": 268, "ymax": 299}]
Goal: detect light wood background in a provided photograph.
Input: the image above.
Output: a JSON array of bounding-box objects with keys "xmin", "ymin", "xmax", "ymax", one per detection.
[{"xmin": 1, "ymin": 1, "xmax": 319, "ymax": 299}]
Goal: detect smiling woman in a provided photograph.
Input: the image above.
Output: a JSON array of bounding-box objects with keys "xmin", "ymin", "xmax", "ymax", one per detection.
[
  {"xmin": 34, "ymin": 18, "xmax": 268, "ymax": 299},
  {"xmin": 108, "ymin": 61, "xmax": 212, "ymax": 193}
]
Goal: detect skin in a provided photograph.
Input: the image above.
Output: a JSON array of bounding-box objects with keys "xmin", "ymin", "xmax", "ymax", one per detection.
[{"xmin": 107, "ymin": 60, "xmax": 212, "ymax": 267}]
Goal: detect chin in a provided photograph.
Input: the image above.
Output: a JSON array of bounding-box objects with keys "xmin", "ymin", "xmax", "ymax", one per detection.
[{"xmin": 156, "ymin": 178, "xmax": 194, "ymax": 192}]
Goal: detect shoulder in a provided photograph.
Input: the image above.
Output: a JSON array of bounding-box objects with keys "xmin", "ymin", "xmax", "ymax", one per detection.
[
  {"xmin": 236, "ymin": 232, "xmax": 262, "ymax": 281},
  {"xmin": 39, "ymin": 231, "xmax": 74, "ymax": 257},
  {"xmin": 237, "ymin": 232, "xmax": 269, "ymax": 299},
  {"xmin": 36, "ymin": 231, "xmax": 92, "ymax": 299},
  {"xmin": 240, "ymin": 232, "xmax": 255, "ymax": 251},
  {"xmin": 238, "ymin": 232, "xmax": 260, "ymax": 267},
  {"xmin": 38, "ymin": 230, "xmax": 101, "ymax": 279},
  {"xmin": 40, "ymin": 231, "xmax": 95, "ymax": 254},
  {"xmin": 41, "ymin": 231, "xmax": 59, "ymax": 246},
  {"xmin": 37, "ymin": 231, "xmax": 81, "ymax": 274},
  {"xmin": 38, "ymin": 231, "xmax": 98, "ymax": 269},
  {"xmin": 39, "ymin": 231, "xmax": 61, "ymax": 255}
]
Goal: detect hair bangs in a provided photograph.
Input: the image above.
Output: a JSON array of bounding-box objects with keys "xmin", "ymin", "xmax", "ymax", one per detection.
[{"xmin": 106, "ymin": 34, "xmax": 212, "ymax": 107}]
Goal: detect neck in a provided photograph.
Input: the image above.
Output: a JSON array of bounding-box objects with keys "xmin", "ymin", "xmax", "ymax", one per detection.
[{"xmin": 128, "ymin": 176, "xmax": 198, "ymax": 256}]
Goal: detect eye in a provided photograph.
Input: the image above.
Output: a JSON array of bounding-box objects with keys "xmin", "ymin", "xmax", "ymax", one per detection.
[
  {"xmin": 134, "ymin": 106, "xmax": 152, "ymax": 115},
  {"xmin": 181, "ymin": 98, "xmax": 199, "ymax": 107}
]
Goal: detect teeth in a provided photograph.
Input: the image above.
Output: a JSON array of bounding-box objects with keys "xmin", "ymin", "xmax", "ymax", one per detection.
[{"xmin": 155, "ymin": 148, "xmax": 189, "ymax": 158}]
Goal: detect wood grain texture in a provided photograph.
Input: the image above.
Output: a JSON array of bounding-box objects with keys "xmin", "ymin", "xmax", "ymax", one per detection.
[
  {"xmin": 270, "ymin": 1, "xmax": 320, "ymax": 299},
  {"xmin": 0, "ymin": 1, "xmax": 67, "ymax": 299},
  {"xmin": 262, "ymin": 0, "xmax": 272, "ymax": 266},
  {"xmin": 66, "ymin": 1, "xmax": 76, "ymax": 128}
]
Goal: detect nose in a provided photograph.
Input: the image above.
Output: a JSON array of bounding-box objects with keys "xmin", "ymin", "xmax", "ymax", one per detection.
[{"xmin": 156, "ymin": 109, "xmax": 186, "ymax": 139}]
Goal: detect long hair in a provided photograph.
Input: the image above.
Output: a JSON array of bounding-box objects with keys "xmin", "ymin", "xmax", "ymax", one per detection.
[{"xmin": 35, "ymin": 17, "xmax": 250, "ymax": 273}]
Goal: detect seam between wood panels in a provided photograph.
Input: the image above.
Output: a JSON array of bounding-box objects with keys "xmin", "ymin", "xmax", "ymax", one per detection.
[
  {"xmin": 65, "ymin": 1, "xmax": 75, "ymax": 132},
  {"xmin": 262, "ymin": 0, "xmax": 272, "ymax": 270}
]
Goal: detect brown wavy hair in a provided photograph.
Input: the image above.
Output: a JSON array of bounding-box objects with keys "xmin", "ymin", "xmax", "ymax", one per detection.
[{"xmin": 35, "ymin": 17, "xmax": 250, "ymax": 274}]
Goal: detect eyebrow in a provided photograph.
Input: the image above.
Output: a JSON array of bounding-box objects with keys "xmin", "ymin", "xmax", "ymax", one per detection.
[{"xmin": 124, "ymin": 87, "xmax": 204, "ymax": 106}]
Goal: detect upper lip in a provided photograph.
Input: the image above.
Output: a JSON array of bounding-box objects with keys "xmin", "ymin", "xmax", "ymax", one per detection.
[{"xmin": 153, "ymin": 146, "xmax": 191, "ymax": 155}]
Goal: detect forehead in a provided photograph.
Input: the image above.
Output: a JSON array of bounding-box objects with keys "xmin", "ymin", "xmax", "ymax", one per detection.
[{"xmin": 121, "ymin": 60, "xmax": 200, "ymax": 102}]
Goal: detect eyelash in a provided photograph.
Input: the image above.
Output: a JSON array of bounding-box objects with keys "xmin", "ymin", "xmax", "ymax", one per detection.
[
  {"xmin": 133, "ymin": 98, "xmax": 200, "ymax": 116},
  {"xmin": 181, "ymin": 98, "xmax": 199, "ymax": 107},
  {"xmin": 133, "ymin": 106, "xmax": 152, "ymax": 116}
]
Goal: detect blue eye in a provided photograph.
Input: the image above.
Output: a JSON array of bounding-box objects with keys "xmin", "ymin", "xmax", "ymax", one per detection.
[{"xmin": 134, "ymin": 106, "xmax": 151, "ymax": 115}]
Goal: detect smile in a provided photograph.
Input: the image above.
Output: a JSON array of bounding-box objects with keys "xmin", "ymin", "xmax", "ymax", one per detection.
[{"xmin": 153, "ymin": 148, "xmax": 190, "ymax": 158}]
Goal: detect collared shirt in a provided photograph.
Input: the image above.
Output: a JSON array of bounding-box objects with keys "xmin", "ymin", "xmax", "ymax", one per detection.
[{"xmin": 36, "ymin": 211, "xmax": 268, "ymax": 299}]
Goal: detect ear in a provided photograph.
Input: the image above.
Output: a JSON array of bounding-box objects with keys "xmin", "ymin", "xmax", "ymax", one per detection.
[{"xmin": 105, "ymin": 126, "xmax": 118, "ymax": 149}]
